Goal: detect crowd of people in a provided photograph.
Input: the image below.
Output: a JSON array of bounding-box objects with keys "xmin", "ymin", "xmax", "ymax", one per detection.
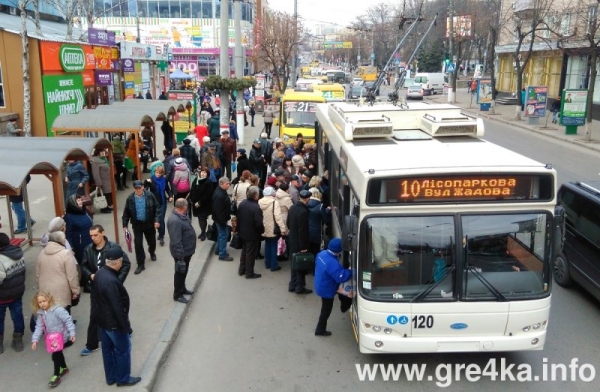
[{"xmin": 0, "ymin": 99, "xmax": 354, "ymax": 388}]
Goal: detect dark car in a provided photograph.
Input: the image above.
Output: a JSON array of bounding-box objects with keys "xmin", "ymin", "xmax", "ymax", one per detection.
[
  {"xmin": 347, "ymin": 86, "xmax": 368, "ymax": 100},
  {"xmin": 364, "ymin": 81, "xmax": 380, "ymax": 96},
  {"xmin": 554, "ymin": 181, "xmax": 600, "ymax": 302}
]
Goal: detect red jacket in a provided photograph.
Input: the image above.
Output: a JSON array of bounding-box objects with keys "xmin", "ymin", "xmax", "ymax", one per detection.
[{"xmin": 195, "ymin": 125, "xmax": 209, "ymax": 146}]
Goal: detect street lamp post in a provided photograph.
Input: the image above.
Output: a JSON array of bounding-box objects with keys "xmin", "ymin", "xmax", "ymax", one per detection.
[
  {"xmin": 233, "ymin": 0, "xmax": 245, "ymax": 145},
  {"xmin": 219, "ymin": 0, "xmax": 230, "ymax": 136}
]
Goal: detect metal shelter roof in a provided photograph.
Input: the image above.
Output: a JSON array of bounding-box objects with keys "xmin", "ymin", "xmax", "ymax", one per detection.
[
  {"xmin": 52, "ymin": 100, "xmax": 193, "ymax": 131},
  {"xmin": 0, "ymin": 137, "xmax": 112, "ymax": 194}
]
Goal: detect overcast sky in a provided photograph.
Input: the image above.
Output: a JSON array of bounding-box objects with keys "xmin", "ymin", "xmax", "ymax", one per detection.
[{"xmin": 268, "ymin": 0, "xmax": 373, "ymax": 29}]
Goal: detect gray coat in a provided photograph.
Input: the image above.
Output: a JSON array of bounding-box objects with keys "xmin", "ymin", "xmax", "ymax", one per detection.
[
  {"xmin": 90, "ymin": 155, "xmax": 112, "ymax": 194},
  {"xmin": 32, "ymin": 305, "xmax": 75, "ymax": 343},
  {"xmin": 166, "ymin": 210, "xmax": 197, "ymax": 260}
]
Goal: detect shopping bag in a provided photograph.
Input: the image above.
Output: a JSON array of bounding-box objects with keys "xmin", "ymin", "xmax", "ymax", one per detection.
[
  {"xmin": 231, "ymin": 162, "xmax": 237, "ymax": 173},
  {"xmin": 124, "ymin": 156, "xmax": 135, "ymax": 170},
  {"xmin": 91, "ymin": 188, "xmax": 108, "ymax": 210},
  {"xmin": 338, "ymin": 279, "xmax": 354, "ymax": 298},
  {"xmin": 124, "ymin": 229, "xmax": 133, "ymax": 253},
  {"xmin": 277, "ymin": 236, "xmax": 287, "ymax": 256}
]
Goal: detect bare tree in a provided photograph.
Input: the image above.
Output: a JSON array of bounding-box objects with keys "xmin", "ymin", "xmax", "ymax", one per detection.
[
  {"xmin": 47, "ymin": 0, "xmax": 77, "ymax": 40},
  {"xmin": 17, "ymin": 0, "xmax": 32, "ymax": 137},
  {"xmin": 502, "ymin": 0, "xmax": 556, "ymax": 119},
  {"xmin": 253, "ymin": 11, "xmax": 304, "ymax": 92}
]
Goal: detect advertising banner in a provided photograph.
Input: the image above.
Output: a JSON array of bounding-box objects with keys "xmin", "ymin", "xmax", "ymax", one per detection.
[
  {"xmin": 170, "ymin": 58, "xmax": 199, "ymax": 78},
  {"xmin": 42, "ymin": 74, "xmax": 85, "ymax": 135},
  {"xmin": 524, "ymin": 86, "xmax": 548, "ymax": 118},
  {"xmin": 560, "ymin": 89, "xmax": 588, "ymax": 126},
  {"xmin": 40, "ymin": 42, "xmax": 96, "ymax": 72},
  {"xmin": 95, "ymin": 71, "xmax": 113, "ymax": 86},
  {"xmin": 82, "ymin": 70, "xmax": 95, "ymax": 86},
  {"xmin": 94, "ymin": 46, "xmax": 112, "ymax": 70},
  {"xmin": 168, "ymin": 91, "xmax": 196, "ymax": 135},
  {"xmin": 88, "ymin": 28, "xmax": 116, "ymax": 46},
  {"xmin": 118, "ymin": 41, "xmax": 160, "ymax": 61},
  {"xmin": 122, "ymin": 59, "xmax": 135, "ymax": 73},
  {"xmin": 476, "ymin": 79, "xmax": 492, "ymax": 104}
]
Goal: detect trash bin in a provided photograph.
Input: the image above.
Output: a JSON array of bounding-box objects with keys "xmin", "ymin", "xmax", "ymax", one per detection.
[
  {"xmin": 480, "ymin": 103, "xmax": 490, "ymax": 111},
  {"xmin": 256, "ymin": 100, "xmax": 264, "ymax": 113}
]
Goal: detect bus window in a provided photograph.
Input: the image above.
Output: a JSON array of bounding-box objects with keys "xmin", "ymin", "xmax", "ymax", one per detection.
[
  {"xmin": 362, "ymin": 216, "xmax": 455, "ymax": 301},
  {"xmin": 462, "ymin": 213, "xmax": 550, "ymax": 300}
]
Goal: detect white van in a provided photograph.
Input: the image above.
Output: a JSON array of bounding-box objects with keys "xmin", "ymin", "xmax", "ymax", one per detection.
[{"xmin": 413, "ymin": 73, "xmax": 447, "ymax": 95}]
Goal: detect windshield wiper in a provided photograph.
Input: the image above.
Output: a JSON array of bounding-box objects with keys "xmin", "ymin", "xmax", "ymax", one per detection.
[
  {"xmin": 410, "ymin": 266, "xmax": 455, "ymax": 303},
  {"xmin": 466, "ymin": 266, "xmax": 508, "ymax": 302}
]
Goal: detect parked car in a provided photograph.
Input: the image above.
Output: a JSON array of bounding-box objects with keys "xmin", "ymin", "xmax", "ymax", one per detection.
[
  {"xmin": 347, "ymin": 86, "xmax": 368, "ymax": 100},
  {"xmin": 364, "ymin": 81, "xmax": 380, "ymax": 96},
  {"xmin": 554, "ymin": 181, "xmax": 600, "ymax": 302},
  {"xmin": 406, "ymin": 84, "xmax": 424, "ymax": 100}
]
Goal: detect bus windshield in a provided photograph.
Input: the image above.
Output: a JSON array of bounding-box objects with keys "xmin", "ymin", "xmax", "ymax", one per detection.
[
  {"xmin": 282, "ymin": 101, "xmax": 318, "ymax": 127},
  {"xmin": 361, "ymin": 213, "xmax": 550, "ymax": 302}
]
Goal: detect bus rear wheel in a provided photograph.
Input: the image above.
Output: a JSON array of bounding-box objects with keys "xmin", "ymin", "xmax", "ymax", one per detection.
[{"xmin": 553, "ymin": 253, "xmax": 572, "ymax": 287}]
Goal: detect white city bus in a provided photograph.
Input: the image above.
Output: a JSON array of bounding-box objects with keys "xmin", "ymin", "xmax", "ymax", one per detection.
[{"xmin": 314, "ymin": 102, "xmax": 563, "ymax": 354}]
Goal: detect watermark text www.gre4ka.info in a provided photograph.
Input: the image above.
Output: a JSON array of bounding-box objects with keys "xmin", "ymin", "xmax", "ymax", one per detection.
[{"xmin": 356, "ymin": 358, "xmax": 595, "ymax": 387}]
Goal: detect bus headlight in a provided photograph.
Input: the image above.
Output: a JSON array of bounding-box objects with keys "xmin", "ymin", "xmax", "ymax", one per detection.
[
  {"xmin": 364, "ymin": 323, "xmax": 371, "ymax": 329},
  {"xmin": 372, "ymin": 325, "xmax": 382, "ymax": 332},
  {"xmin": 522, "ymin": 326, "xmax": 530, "ymax": 332},
  {"xmin": 375, "ymin": 341, "xmax": 383, "ymax": 348},
  {"xmin": 384, "ymin": 328, "xmax": 392, "ymax": 334},
  {"xmin": 531, "ymin": 338, "xmax": 539, "ymax": 345},
  {"xmin": 532, "ymin": 323, "xmax": 541, "ymax": 330}
]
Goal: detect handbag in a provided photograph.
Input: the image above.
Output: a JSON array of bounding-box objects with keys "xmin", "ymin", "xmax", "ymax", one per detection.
[
  {"xmin": 91, "ymin": 188, "xmax": 108, "ymax": 210},
  {"xmin": 41, "ymin": 315, "xmax": 65, "ymax": 353},
  {"xmin": 175, "ymin": 260, "xmax": 188, "ymax": 274},
  {"xmin": 229, "ymin": 232, "xmax": 242, "ymax": 249},
  {"xmin": 206, "ymin": 223, "xmax": 217, "ymax": 241},
  {"xmin": 291, "ymin": 252, "xmax": 314, "ymax": 272},
  {"xmin": 272, "ymin": 200, "xmax": 281, "ymax": 236}
]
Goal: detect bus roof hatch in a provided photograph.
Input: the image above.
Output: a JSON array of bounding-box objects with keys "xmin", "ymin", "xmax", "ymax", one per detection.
[
  {"xmin": 328, "ymin": 105, "xmax": 393, "ymax": 141},
  {"xmin": 420, "ymin": 113, "xmax": 484, "ymax": 137}
]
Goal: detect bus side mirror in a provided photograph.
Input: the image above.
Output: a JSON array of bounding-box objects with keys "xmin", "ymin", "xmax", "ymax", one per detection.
[
  {"xmin": 552, "ymin": 206, "xmax": 566, "ymax": 259},
  {"xmin": 342, "ymin": 215, "xmax": 358, "ymax": 251}
]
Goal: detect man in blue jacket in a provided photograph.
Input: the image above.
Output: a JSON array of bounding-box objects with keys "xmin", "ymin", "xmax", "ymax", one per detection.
[{"xmin": 314, "ymin": 237, "xmax": 351, "ymax": 336}]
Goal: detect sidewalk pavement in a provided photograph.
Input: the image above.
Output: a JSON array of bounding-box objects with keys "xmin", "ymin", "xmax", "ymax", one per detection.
[
  {"xmin": 427, "ymin": 88, "xmax": 600, "ymax": 153},
  {"xmin": 0, "ymin": 113, "xmax": 269, "ymax": 391}
]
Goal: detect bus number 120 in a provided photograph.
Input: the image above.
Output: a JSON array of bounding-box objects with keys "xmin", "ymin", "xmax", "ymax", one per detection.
[{"xmin": 412, "ymin": 315, "xmax": 434, "ymax": 329}]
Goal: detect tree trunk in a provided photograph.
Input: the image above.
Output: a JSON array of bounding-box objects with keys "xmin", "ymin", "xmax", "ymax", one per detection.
[
  {"xmin": 18, "ymin": 0, "xmax": 31, "ymax": 137},
  {"xmin": 585, "ymin": 52, "xmax": 597, "ymax": 142},
  {"xmin": 32, "ymin": 0, "xmax": 43, "ymax": 36},
  {"xmin": 65, "ymin": 0, "xmax": 74, "ymax": 40}
]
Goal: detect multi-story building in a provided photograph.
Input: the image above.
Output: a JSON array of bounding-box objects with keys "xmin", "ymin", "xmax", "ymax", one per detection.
[{"xmin": 495, "ymin": 0, "xmax": 599, "ymax": 117}]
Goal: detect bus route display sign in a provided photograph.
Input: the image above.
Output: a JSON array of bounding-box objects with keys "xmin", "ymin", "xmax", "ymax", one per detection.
[
  {"xmin": 284, "ymin": 101, "xmax": 318, "ymax": 113},
  {"xmin": 368, "ymin": 174, "xmax": 554, "ymax": 204}
]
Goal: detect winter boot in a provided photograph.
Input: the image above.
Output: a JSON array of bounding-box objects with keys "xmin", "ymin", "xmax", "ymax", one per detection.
[
  {"xmin": 11, "ymin": 333, "xmax": 24, "ymax": 352},
  {"xmin": 0, "ymin": 334, "xmax": 4, "ymax": 353}
]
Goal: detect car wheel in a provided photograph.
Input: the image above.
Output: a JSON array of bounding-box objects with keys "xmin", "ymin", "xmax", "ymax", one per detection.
[{"xmin": 553, "ymin": 253, "xmax": 572, "ymax": 287}]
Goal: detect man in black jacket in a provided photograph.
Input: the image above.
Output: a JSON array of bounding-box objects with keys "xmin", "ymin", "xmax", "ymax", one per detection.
[
  {"xmin": 212, "ymin": 177, "xmax": 233, "ymax": 261},
  {"xmin": 249, "ymin": 139, "xmax": 265, "ymax": 180},
  {"xmin": 234, "ymin": 148, "xmax": 251, "ymax": 183},
  {"xmin": 236, "ymin": 186, "xmax": 264, "ymax": 279},
  {"xmin": 167, "ymin": 198, "xmax": 197, "ymax": 303},
  {"xmin": 92, "ymin": 246, "xmax": 141, "ymax": 387},
  {"xmin": 287, "ymin": 190, "xmax": 313, "ymax": 294},
  {"xmin": 122, "ymin": 180, "xmax": 161, "ymax": 274},
  {"xmin": 80, "ymin": 224, "xmax": 131, "ymax": 356},
  {"xmin": 0, "ymin": 233, "xmax": 26, "ymax": 352},
  {"xmin": 179, "ymin": 138, "xmax": 199, "ymax": 172}
]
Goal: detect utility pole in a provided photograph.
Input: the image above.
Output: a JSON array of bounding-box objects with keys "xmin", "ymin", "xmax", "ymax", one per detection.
[
  {"xmin": 290, "ymin": 0, "xmax": 298, "ymax": 88},
  {"xmin": 219, "ymin": 0, "xmax": 230, "ymax": 135},
  {"xmin": 447, "ymin": 0, "xmax": 455, "ymax": 103},
  {"xmin": 233, "ymin": 0, "xmax": 245, "ymax": 145},
  {"xmin": 370, "ymin": 29, "xmax": 374, "ymax": 66}
]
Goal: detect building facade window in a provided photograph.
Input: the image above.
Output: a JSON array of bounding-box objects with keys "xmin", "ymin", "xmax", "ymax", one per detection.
[
  {"xmin": 587, "ymin": 5, "xmax": 598, "ymax": 35},
  {"xmin": 561, "ymin": 13, "xmax": 570, "ymax": 36},
  {"xmin": 0, "ymin": 62, "xmax": 5, "ymax": 107}
]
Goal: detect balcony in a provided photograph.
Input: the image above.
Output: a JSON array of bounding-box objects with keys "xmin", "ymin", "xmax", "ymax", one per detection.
[{"xmin": 512, "ymin": 0, "xmax": 536, "ymax": 15}]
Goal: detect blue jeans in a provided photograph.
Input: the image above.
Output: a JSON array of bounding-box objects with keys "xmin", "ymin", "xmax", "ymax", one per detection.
[
  {"xmin": 264, "ymin": 237, "xmax": 279, "ymax": 270},
  {"xmin": 0, "ymin": 297, "xmax": 25, "ymax": 335},
  {"xmin": 99, "ymin": 328, "xmax": 132, "ymax": 385},
  {"xmin": 11, "ymin": 202, "xmax": 27, "ymax": 231},
  {"xmin": 216, "ymin": 222, "xmax": 229, "ymax": 258},
  {"xmin": 552, "ymin": 111, "xmax": 558, "ymax": 123}
]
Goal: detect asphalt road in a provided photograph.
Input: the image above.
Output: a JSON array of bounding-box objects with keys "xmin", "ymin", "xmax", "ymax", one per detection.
[{"xmin": 154, "ymin": 103, "xmax": 600, "ymax": 391}]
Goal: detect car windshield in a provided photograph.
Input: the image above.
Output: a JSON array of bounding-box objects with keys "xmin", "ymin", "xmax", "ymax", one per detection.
[{"xmin": 360, "ymin": 213, "xmax": 550, "ymax": 302}]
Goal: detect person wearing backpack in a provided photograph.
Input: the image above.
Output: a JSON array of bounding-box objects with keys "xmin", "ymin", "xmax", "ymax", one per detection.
[
  {"xmin": 172, "ymin": 158, "xmax": 192, "ymax": 201},
  {"xmin": 249, "ymin": 104, "xmax": 256, "ymax": 127}
]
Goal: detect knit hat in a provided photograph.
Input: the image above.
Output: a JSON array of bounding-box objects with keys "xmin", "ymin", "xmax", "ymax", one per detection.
[
  {"xmin": 48, "ymin": 217, "xmax": 66, "ymax": 233},
  {"xmin": 267, "ymin": 177, "xmax": 277, "ymax": 186},
  {"xmin": 299, "ymin": 190, "xmax": 311, "ymax": 199},
  {"xmin": 263, "ymin": 187, "xmax": 275, "ymax": 196},
  {"xmin": 175, "ymin": 157, "xmax": 183, "ymax": 164},
  {"xmin": 203, "ymin": 136, "xmax": 211, "ymax": 143},
  {"xmin": 253, "ymin": 139, "xmax": 261, "ymax": 144},
  {"xmin": 260, "ymin": 132, "xmax": 268, "ymax": 138},
  {"xmin": 290, "ymin": 174, "xmax": 300, "ymax": 182},
  {"xmin": 0, "ymin": 233, "xmax": 10, "ymax": 248},
  {"xmin": 274, "ymin": 169, "xmax": 285, "ymax": 177},
  {"xmin": 328, "ymin": 238, "xmax": 342, "ymax": 253}
]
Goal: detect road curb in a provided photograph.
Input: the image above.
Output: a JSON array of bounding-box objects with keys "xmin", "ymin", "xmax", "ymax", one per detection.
[{"xmin": 135, "ymin": 240, "xmax": 215, "ymax": 392}]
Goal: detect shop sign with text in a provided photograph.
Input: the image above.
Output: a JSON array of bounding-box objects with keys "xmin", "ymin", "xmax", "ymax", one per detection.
[
  {"xmin": 42, "ymin": 74, "xmax": 85, "ymax": 135},
  {"xmin": 60, "ymin": 44, "xmax": 86, "ymax": 72}
]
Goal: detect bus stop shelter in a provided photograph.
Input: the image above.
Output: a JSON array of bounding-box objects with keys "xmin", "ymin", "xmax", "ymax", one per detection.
[{"xmin": 0, "ymin": 137, "xmax": 114, "ymax": 247}]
